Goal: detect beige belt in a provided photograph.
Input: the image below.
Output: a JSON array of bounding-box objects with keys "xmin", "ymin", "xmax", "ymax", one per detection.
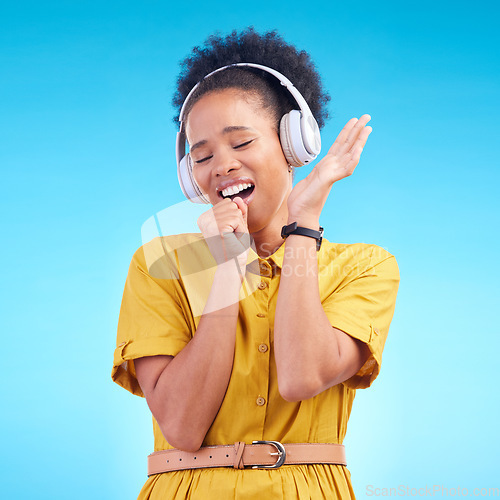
[{"xmin": 148, "ymin": 441, "xmax": 346, "ymax": 475}]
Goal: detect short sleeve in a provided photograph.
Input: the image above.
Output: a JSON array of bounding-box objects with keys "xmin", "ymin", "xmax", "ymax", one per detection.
[
  {"xmin": 111, "ymin": 238, "xmax": 197, "ymax": 397},
  {"xmin": 321, "ymin": 245, "xmax": 400, "ymax": 389}
]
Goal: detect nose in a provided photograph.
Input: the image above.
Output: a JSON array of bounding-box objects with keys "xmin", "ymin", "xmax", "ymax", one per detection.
[{"xmin": 214, "ymin": 148, "xmax": 241, "ymax": 177}]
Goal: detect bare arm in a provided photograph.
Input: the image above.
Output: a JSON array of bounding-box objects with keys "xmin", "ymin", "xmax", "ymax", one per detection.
[
  {"xmin": 275, "ymin": 115, "xmax": 373, "ymax": 401},
  {"xmin": 135, "ymin": 197, "xmax": 249, "ymax": 451},
  {"xmin": 274, "ymin": 235, "xmax": 370, "ymax": 401}
]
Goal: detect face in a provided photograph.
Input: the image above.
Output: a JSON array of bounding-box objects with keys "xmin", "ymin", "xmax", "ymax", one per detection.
[{"xmin": 185, "ymin": 89, "xmax": 292, "ymax": 234}]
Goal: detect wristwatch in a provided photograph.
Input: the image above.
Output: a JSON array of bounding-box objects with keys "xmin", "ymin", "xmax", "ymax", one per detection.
[{"xmin": 281, "ymin": 222, "xmax": 324, "ymax": 251}]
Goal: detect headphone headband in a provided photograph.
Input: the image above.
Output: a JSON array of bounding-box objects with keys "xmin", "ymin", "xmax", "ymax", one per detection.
[{"xmin": 178, "ymin": 63, "xmax": 314, "ymax": 125}]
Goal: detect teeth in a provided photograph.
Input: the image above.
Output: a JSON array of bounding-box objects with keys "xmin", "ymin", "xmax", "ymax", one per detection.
[{"xmin": 221, "ymin": 182, "xmax": 254, "ymax": 198}]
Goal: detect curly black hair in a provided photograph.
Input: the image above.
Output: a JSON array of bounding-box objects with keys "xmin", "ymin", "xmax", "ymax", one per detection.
[{"xmin": 172, "ymin": 27, "xmax": 330, "ymax": 130}]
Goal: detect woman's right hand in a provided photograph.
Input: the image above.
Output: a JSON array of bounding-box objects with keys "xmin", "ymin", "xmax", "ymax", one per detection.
[
  {"xmin": 197, "ymin": 196, "xmax": 250, "ymax": 275},
  {"xmin": 135, "ymin": 201, "xmax": 249, "ymax": 452}
]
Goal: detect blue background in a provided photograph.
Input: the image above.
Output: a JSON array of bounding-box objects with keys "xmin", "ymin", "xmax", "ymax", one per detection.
[{"xmin": 1, "ymin": 0, "xmax": 499, "ymax": 498}]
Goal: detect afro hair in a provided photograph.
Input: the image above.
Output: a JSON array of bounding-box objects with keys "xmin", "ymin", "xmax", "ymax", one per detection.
[{"xmin": 173, "ymin": 27, "xmax": 330, "ymax": 130}]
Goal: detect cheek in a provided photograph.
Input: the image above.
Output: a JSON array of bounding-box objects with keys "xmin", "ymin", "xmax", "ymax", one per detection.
[
  {"xmin": 191, "ymin": 162, "xmax": 207, "ymax": 189},
  {"xmin": 192, "ymin": 164, "xmax": 219, "ymax": 204}
]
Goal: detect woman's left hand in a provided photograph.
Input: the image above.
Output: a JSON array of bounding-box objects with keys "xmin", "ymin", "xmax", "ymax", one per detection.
[{"xmin": 287, "ymin": 114, "xmax": 372, "ymax": 226}]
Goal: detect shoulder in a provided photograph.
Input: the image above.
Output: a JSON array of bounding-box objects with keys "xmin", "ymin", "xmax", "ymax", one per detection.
[
  {"xmin": 129, "ymin": 233, "xmax": 209, "ymax": 280},
  {"xmin": 133, "ymin": 233, "xmax": 205, "ymax": 258},
  {"xmin": 320, "ymin": 239, "xmax": 397, "ymax": 264},
  {"xmin": 318, "ymin": 240, "xmax": 399, "ymax": 281}
]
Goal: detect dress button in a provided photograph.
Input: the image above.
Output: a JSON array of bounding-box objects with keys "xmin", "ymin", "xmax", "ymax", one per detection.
[
  {"xmin": 259, "ymin": 262, "xmax": 272, "ymax": 277},
  {"xmin": 256, "ymin": 313, "xmax": 265, "ymax": 318},
  {"xmin": 256, "ymin": 397, "xmax": 266, "ymax": 406},
  {"xmin": 258, "ymin": 343, "xmax": 268, "ymax": 353},
  {"xmin": 258, "ymin": 282, "xmax": 267, "ymax": 290}
]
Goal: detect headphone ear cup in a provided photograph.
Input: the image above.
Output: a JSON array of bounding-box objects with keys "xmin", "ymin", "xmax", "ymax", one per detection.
[
  {"xmin": 280, "ymin": 110, "xmax": 314, "ymax": 167},
  {"xmin": 300, "ymin": 113, "xmax": 321, "ymax": 157},
  {"xmin": 177, "ymin": 154, "xmax": 210, "ymax": 204},
  {"xmin": 280, "ymin": 113, "xmax": 302, "ymax": 167}
]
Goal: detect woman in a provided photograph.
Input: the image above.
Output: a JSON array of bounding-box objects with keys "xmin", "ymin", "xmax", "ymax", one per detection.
[{"xmin": 112, "ymin": 28, "xmax": 399, "ymax": 499}]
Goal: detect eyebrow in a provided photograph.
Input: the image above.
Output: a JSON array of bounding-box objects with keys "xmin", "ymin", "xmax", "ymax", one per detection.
[{"xmin": 189, "ymin": 126, "xmax": 255, "ymax": 153}]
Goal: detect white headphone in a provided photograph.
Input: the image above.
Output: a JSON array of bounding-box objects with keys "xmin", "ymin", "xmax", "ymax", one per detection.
[{"xmin": 176, "ymin": 63, "xmax": 322, "ymax": 204}]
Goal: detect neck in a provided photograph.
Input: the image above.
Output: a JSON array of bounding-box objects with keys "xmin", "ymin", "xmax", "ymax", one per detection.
[
  {"xmin": 250, "ymin": 176, "xmax": 293, "ymax": 258},
  {"xmin": 251, "ymin": 216, "xmax": 287, "ymax": 258}
]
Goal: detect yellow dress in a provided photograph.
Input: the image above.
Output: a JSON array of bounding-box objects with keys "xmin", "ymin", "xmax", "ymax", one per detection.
[{"xmin": 112, "ymin": 234, "xmax": 399, "ymax": 499}]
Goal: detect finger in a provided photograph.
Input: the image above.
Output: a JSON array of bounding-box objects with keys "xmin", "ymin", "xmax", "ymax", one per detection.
[
  {"xmin": 352, "ymin": 125, "xmax": 372, "ymax": 155},
  {"xmin": 212, "ymin": 199, "xmax": 247, "ymax": 234},
  {"xmin": 213, "ymin": 196, "xmax": 234, "ymax": 208},
  {"xmin": 342, "ymin": 115, "xmax": 371, "ymax": 153},
  {"xmin": 198, "ymin": 200, "xmax": 239, "ymax": 235},
  {"xmin": 232, "ymin": 197, "xmax": 248, "ymax": 227},
  {"xmin": 211, "ymin": 197, "xmax": 240, "ymax": 218},
  {"xmin": 344, "ymin": 126, "xmax": 373, "ymax": 175},
  {"xmin": 338, "ymin": 114, "xmax": 372, "ymax": 156},
  {"xmin": 198, "ymin": 209, "xmax": 233, "ymax": 235},
  {"xmin": 329, "ymin": 117, "xmax": 359, "ymax": 156}
]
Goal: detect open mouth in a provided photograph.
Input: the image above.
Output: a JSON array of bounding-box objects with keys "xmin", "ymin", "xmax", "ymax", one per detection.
[{"xmin": 219, "ymin": 182, "xmax": 255, "ymax": 201}]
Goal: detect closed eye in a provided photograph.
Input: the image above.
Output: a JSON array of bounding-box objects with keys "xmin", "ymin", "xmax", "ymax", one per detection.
[
  {"xmin": 194, "ymin": 155, "xmax": 213, "ymax": 164},
  {"xmin": 233, "ymin": 140, "xmax": 253, "ymax": 149}
]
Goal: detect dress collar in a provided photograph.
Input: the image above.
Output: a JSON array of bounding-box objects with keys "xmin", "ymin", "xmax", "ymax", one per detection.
[{"xmin": 247, "ymin": 241, "xmax": 285, "ymax": 277}]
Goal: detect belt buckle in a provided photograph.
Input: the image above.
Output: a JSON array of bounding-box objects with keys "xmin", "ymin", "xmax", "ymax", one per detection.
[{"xmin": 251, "ymin": 440, "xmax": 286, "ymax": 469}]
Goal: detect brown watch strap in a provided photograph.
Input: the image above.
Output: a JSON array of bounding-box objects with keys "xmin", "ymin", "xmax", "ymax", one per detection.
[{"xmin": 148, "ymin": 442, "xmax": 346, "ymax": 475}]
